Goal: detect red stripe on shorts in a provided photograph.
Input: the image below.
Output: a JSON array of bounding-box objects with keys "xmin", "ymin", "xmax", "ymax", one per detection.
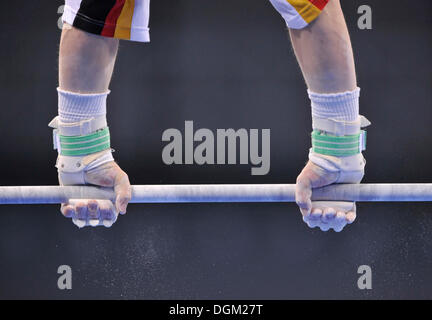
[
  {"xmin": 309, "ymin": 0, "xmax": 329, "ymax": 11},
  {"xmin": 101, "ymin": 0, "xmax": 127, "ymax": 37}
]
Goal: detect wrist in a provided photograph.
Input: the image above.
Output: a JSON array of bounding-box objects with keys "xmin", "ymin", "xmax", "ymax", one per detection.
[{"xmin": 50, "ymin": 88, "xmax": 114, "ymax": 185}]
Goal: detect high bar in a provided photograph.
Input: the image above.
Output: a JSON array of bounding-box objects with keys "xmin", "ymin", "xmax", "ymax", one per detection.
[{"xmin": 0, "ymin": 184, "xmax": 432, "ymax": 204}]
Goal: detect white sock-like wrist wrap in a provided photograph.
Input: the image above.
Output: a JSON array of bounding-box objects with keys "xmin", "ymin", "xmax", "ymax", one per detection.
[
  {"xmin": 309, "ymin": 87, "xmax": 360, "ymax": 122},
  {"xmin": 57, "ymin": 88, "xmax": 109, "ymax": 123},
  {"xmin": 308, "ymin": 87, "xmax": 370, "ymax": 137}
]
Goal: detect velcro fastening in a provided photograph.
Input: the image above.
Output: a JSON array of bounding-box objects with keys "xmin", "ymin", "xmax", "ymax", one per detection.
[
  {"xmin": 48, "ymin": 116, "xmax": 107, "ymax": 136},
  {"xmin": 54, "ymin": 127, "xmax": 111, "ymax": 156},
  {"xmin": 312, "ymin": 115, "xmax": 371, "ymax": 136},
  {"xmin": 312, "ymin": 130, "xmax": 367, "ymax": 157}
]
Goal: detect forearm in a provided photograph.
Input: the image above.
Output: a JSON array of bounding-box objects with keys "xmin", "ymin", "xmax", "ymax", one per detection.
[
  {"xmin": 59, "ymin": 24, "xmax": 119, "ymax": 93},
  {"xmin": 289, "ymin": 0, "xmax": 356, "ymax": 94}
]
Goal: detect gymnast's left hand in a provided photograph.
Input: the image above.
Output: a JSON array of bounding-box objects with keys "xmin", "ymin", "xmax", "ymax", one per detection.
[
  {"xmin": 295, "ymin": 153, "xmax": 365, "ymax": 232},
  {"xmin": 60, "ymin": 160, "xmax": 131, "ymax": 228}
]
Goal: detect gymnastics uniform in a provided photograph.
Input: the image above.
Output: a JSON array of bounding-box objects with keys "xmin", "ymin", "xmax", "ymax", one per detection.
[{"xmin": 62, "ymin": 0, "xmax": 329, "ymax": 42}]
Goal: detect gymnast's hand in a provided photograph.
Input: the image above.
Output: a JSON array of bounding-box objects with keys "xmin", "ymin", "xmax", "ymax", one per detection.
[
  {"xmin": 59, "ymin": 160, "xmax": 131, "ymax": 228},
  {"xmin": 295, "ymin": 153, "xmax": 365, "ymax": 232}
]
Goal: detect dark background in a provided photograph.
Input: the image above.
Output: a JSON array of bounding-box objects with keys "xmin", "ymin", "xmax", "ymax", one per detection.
[{"xmin": 0, "ymin": 0, "xmax": 431, "ymax": 299}]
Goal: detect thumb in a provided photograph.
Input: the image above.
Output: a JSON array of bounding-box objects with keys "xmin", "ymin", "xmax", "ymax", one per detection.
[
  {"xmin": 295, "ymin": 170, "xmax": 313, "ymax": 217},
  {"xmin": 295, "ymin": 161, "xmax": 336, "ymax": 217},
  {"xmin": 114, "ymin": 170, "xmax": 131, "ymax": 214}
]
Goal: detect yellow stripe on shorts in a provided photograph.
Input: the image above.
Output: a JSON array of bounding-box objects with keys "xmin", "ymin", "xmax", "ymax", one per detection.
[
  {"xmin": 287, "ymin": 0, "xmax": 323, "ymax": 24},
  {"xmin": 114, "ymin": 0, "xmax": 135, "ymax": 40}
]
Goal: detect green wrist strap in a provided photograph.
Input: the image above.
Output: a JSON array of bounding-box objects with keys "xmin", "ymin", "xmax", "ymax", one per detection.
[
  {"xmin": 312, "ymin": 130, "xmax": 367, "ymax": 157},
  {"xmin": 55, "ymin": 127, "xmax": 111, "ymax": 156}
]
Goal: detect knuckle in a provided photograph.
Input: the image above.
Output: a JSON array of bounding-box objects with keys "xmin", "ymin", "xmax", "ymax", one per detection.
[
  {"xmin": 296, "ymin": 202, "xmax": 308, "ymax": 210},
  {"xmin": 119, "ymin": 171, "xmax": 130, "ymax": 183}
]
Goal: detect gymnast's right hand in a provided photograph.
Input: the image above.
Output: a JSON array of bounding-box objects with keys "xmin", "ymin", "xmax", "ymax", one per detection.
[{"xmin": 58, "ymin": 151, "xmax": 131, "ymax": 228}]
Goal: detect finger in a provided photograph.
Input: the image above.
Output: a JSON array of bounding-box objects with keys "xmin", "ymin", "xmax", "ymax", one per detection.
[
  {"xmin": 114, "ymin": 171, "xmax": 131, "ymax": 214},
  {"xmin": 295, "ymin": 178, "xmax": 312, "ymax": 217},
  {"xmin": 333, "ymin": 224, "xmax": 345, "ymax": 232},
  {"xmin": 100, "ymin": 202, "xmax": 116, "ymax": 228},
  {"xmin": 310, "ymin": 208, "xmax": 322, "ymax": 220},
  {"xmin": 346, "ymin": 211, "xmax": 357, "ymax": 224},
  {"xmin": 334, "ymin": 211, "xmax": 346, "ymax": 225},
  {"xmin": 99, "ymin": 203, "xmax": 113, "ymax": 220},
  {"xmin": 299, "ymin": 207, "xmax": 311, "ymax": 218},
  {"xmin": 306, "ymin": 220, "xmax": 320, "ymax": 229},
  {"xmin": 87, "ymin": 200, "xmax": 100, "ymax": 227},
  {"xmin": 319, "ymin": 224, "xmax": 331, "ymax": 232},
  {"xmin": 333, "ymin": 211, "xmax": 347, "ymax": 232},
  {"xmin": 322, "ymin": 207, "xmax": 336, "ymax": 223},
  {"xmin": 60, "ymin": 203, "xmax": 75, "ymax": 218},
  {"xmin": 75, "ymin": 202, "xmax": 87, "ymax": 219},
  {"xmin": 305, "ymin": 215, "xmax": 321, "ymax": 228},
  {"xmin": 74, "ymin": 202, "xmax": 88, "ymax": 228}
]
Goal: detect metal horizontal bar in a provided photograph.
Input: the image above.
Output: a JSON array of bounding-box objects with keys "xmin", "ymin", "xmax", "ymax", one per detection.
[{"xmin": 0, "ymin": 184, "xmax": 431, "ymax": 204}]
